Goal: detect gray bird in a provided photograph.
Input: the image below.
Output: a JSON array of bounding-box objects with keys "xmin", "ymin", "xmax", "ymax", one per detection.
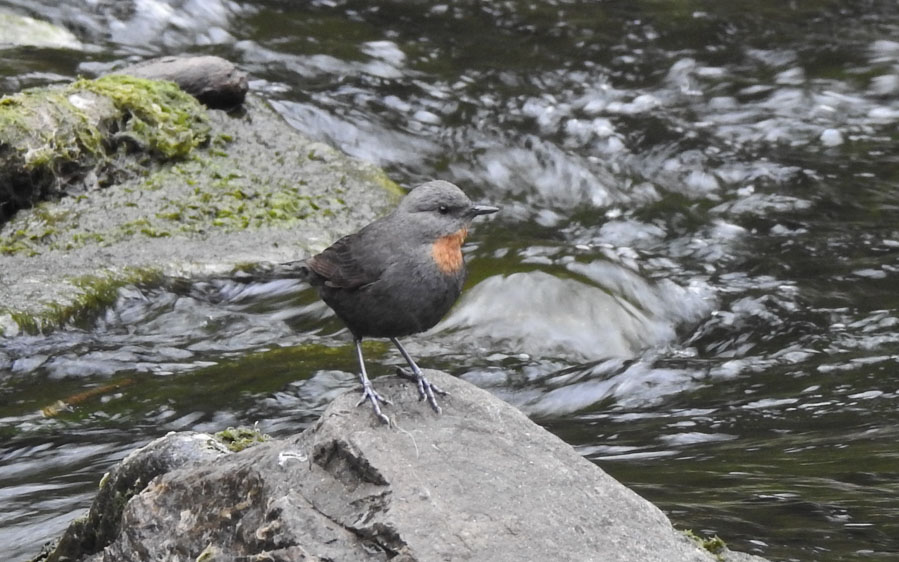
[{"xmin": 294, "ymin": 180, "xmax": 498, "ymax": 423}]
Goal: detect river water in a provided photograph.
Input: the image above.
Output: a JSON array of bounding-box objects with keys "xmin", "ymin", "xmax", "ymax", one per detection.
[{"xmin": 2, "ymin": 1, "xmax": 899, "ymax": 560}]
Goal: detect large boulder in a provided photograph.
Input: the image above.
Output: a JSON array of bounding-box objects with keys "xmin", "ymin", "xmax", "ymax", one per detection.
[{"xmin": 35, "ymin": 371, "xmax": 765, "ymax": 562}]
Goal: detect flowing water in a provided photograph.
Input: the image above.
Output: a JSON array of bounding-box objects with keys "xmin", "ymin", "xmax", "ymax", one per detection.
[{"xmin": 3, "ymin": 1, "xmax": 899, "ymax": 560}]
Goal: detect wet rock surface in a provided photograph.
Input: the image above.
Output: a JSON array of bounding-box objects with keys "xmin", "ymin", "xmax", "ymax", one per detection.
[{"xmin": 35, "ymin": 371, "xmax": 765, "ymax": 562}]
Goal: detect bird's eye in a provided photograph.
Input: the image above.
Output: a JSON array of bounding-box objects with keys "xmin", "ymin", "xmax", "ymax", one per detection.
[{"xmin": 438, "ymin": 204, "xmax": 449, "ymax": 215}]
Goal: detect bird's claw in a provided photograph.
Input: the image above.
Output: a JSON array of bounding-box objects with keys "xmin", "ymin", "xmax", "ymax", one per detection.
[
  {"xmin": 357, "ymin": 381, "xmax": 391, "ymax": 424},
  {"xmin": 396, "ymin": 367, "xmax": 447, "ymax": 414}
]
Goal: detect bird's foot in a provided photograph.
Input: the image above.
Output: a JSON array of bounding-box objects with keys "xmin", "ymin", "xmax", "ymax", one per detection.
[
  {"xmin": 356, "ymin": 379, "xmax": 392, "ymax": 424},
  {"xmin": 396, "ymin": 367, "xmax": 448, "ymax": 414}
]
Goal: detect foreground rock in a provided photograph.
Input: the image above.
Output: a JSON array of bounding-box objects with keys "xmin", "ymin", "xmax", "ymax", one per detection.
[{"xmin": 35, "ymin": 371, "xmax": 765, "ymax": 562}]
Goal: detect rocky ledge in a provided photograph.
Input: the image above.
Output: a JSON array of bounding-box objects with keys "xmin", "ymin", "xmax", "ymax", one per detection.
[{"xmin": 34, "ymin": 371, "xmax": 765, "ymax": 562}]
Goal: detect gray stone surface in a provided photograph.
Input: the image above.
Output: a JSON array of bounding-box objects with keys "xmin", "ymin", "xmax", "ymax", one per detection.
[{"xmin": 36, "ymin": 371, "xmax": 767, "ymax": 562}]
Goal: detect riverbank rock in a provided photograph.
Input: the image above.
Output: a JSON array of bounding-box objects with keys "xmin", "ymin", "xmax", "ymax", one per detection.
[
  {"xmin": 34, "ymin": 371, "xmax": 766, "ymax": 562},
  {"xmin": 0, "ymin": 78, "xmax": 400, "ymax": 334}
]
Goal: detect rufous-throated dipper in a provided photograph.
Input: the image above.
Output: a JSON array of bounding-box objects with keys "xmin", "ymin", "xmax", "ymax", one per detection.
[{"xmin": 291, "ymin": 180, "xmax": 498, "ymax": 423}]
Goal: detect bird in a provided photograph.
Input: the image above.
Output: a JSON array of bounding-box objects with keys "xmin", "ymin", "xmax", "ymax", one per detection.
[{"xmin": 289, "ymin": 180, "xmax": 498, "ymax": 423}]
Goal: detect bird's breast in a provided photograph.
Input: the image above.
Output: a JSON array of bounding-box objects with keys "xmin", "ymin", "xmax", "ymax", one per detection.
[{"xmin": 430, "ymin": 228, "xmax": 468, "ymax": 274}]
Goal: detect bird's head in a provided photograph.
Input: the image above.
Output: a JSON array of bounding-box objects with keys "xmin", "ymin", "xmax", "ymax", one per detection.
[{"xmin": 395, "ymin": 180, "xmax": 499, "ymax": 240}]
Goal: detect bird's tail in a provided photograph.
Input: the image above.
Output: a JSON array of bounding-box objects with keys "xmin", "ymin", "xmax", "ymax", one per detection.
[{"xmin": 250, "ymin": 259, "xmax": 316, "ymax": 282}]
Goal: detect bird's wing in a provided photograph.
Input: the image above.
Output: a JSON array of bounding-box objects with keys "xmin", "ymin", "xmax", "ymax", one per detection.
[{"xmin": 305, "ymin": 232, "xmax": 384, "ymax": 289}]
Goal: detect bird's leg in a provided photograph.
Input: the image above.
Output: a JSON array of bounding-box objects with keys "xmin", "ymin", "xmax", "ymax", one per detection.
[
  {"xmin": 354, "ymin": 339, "xmax": 390, "ymax": 424},
  {"xmin": 391, "ymin": 337, "xmax": 447, "ymax": 414}
]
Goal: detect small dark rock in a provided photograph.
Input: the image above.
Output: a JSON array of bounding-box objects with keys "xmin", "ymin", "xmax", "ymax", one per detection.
[{"xmin": 117, "ymin": 55, "xmax": 249, "ymax": 109}]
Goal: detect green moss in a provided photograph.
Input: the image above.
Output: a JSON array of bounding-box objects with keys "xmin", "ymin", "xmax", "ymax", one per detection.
[
  {"xmin": 140, "ymin": 227, "xmax": 170, "ymax": 238},
  {"xmin": 120, "ymin": 217, "xmax": 171, "ymax": 238},
  {"xmin": 0, "ymin": 267, "xmax": 163, "ymax": 334},
  {"xmin": 155, "ymin": 211, "xmax": 182, "ymax": 221},
  {"xmin": 682, "ymin": 529, "xmax": 726, "ymax": 561},
  {"xmin": 0, "ymin": 203, "xmax": 74, "ymax": 255},
  {"xmin": 70, "ymin": 270, "xmax": 155, "ymax": 309},
  {"xmin": 214, "ymin": 425, "xmax": 271, "ymax": 453},
  {"xmin": 366, "ymin": 167, "xmax": 405, "ymax": 199},
  {"xmin": 0, "ymin": 238, "xmax": 39, "ymax": 256},
  {"xmin": 69, "ymin": 232, "xmax": 105, "ymax": 248},
  {"xmin": 4, "ymin": 312, "xmax": 39, "ymax": 334},
  {"xmin": 70, "ymin": 75, "xmax": 210, "ymax": 159},
  {"xmin": 148, "ymin": 176, "xmax": 325, "ymax": 234}
]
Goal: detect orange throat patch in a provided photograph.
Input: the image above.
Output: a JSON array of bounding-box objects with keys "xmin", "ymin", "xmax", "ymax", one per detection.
[{"xmin": 431, "ymin": 228, "xmax": 468, "ymax": 274}]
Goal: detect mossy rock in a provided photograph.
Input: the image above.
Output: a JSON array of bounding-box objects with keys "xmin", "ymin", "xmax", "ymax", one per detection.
[
  {"xmin": 0, "ymin": 75, "xmax": 210, "ymax": 221},
  {"xmin": 215, "ymin": 426, "xmax": 271, "ymax": 452}
]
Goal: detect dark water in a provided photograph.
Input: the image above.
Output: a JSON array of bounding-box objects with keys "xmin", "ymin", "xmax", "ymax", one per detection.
[{"xmin": 3, "ymin": 1, "xmax": 899, "ymax": 560}]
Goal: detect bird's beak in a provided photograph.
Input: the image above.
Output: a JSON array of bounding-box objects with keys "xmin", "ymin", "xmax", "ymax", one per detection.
[{"xmin": 470, "ymin": 204, "xmax": 500, "ymax": 217}]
